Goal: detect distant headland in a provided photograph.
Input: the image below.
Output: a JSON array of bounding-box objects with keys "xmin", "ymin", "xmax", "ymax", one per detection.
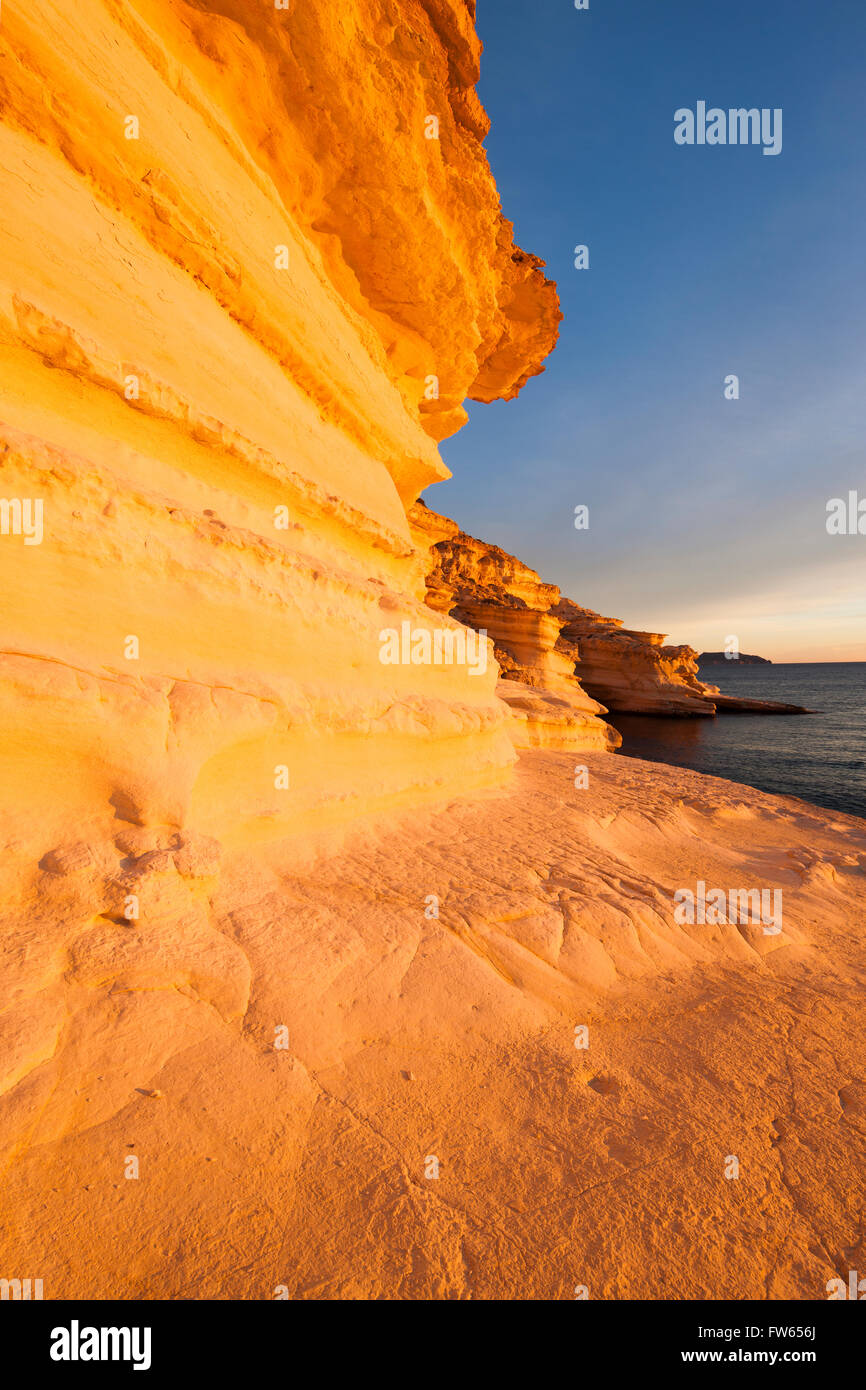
[{"xmin": 698, "ymin": 652, "xmax": 772, "ymax": 665}]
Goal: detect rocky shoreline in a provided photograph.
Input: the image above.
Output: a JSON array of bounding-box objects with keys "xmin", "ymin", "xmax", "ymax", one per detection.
[{"xmin": 411, "ymin": 501, "xmax": 812, "ymax": 732}]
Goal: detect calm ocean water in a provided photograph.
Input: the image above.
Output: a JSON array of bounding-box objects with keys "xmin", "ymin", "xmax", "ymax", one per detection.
[{"xmin": 610, "ymin": 663, "xmax": 866, "ymax": 820}]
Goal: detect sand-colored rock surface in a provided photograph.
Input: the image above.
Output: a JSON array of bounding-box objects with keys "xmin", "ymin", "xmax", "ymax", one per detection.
[
  {"xmin": 1, "ymin": 753, "xmax": 864, "ymax": 1299},
  {"xmin": 410, "ymin": 499, "xmax": 618, "ymax": 750},
  {"xmin": 1, "ymin": 0, "xmax": 863, "ymax": 1305},
  {"xmin": 553, "ymin": 599, "xmax": 717, "ymax": 717},
  {"xmin": 0, "ymin": 0, "xmax": 562, "ymax": 843},
  {"xmin": 412, "ymin": 504, "xmax": 809, "ymax": 722},
  {"xmin": 411, "ymin": 500, "xmax": 710, "ymax": 733}
]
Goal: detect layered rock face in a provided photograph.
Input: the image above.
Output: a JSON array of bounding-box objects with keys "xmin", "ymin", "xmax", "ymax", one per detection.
[
  {"xmin": 411, "ymin": 507, "xmax": 809, "ymax": 721},
  {"xmin": 410, "ymin": 502, "xmax": 619, "ymax": 750},
  {"xmin": 411, "ymin": 501, "xmax": 715, "ymax": 732},
  {"xmin": 553, "ymin": 600, "xmax": 716, "ymax": 717},
  {"xmin": 0, "ymin": 0, "xmax": 567, "ymax": 1243},
  {"xmin": 0, "ymin": 0, "xmax": 561, "ymax": 850}
]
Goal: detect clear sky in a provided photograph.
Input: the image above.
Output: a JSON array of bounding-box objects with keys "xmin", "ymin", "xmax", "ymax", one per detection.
[{"xmin": 434, "ymin": 0, "xmax": 866, "ymax": 662}]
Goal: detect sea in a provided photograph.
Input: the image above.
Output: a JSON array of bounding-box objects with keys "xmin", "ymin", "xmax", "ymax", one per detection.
[{"xmin": 610, "ymin": 662, "xmax": 866, "ymax": 820}]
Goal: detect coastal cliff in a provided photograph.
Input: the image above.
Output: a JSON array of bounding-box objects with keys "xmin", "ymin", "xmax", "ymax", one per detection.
[
  {"xmin": 0, "ymin": 0, "xmax": 560, "ymax": 848},
  {"xmin": 411, "ymin": 500, "xmax": 717, "ymax": 721},
  {"xmin": 411, "ymin": 503, "xmax": 811, "ymax": 719},
  {"xmin": 409, "ymin": 502, "xmax": 620, "ymax": 750},
  {"xmin": 553, "ymin": 601, "xmax": 715, "ymax": 716},
  {"xmin": 0, "ymin": 0, "xmax": 861, "ymax": 1306}
]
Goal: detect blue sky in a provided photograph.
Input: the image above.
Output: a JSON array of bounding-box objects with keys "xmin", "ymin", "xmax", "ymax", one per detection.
[{"xmin": 434, "ymin": 0, "xmax": 866, "ymax": 661}]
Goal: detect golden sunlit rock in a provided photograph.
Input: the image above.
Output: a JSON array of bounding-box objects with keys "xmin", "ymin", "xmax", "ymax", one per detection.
[{"xmin": 0, "ymin": 0, "xmax": 863, "ymax": 1307}]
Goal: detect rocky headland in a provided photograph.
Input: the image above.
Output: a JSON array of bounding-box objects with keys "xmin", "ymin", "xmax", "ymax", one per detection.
[
  {"xmin": 411, "ymin": 502, "xmax": 810, "ymax": 722},
  {"xmin": 700, "ymin": 652, "xmax": 773, "ymax": 665}
]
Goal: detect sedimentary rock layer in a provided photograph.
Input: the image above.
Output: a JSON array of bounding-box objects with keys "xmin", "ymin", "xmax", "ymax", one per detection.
[
  {"xmin": 411, "ymin": 500, "xmax": 715, "ymax": 725},
  {"xmin": 412, "ymin": 505, "xmax": 810, "ymax": 721},
  {"xmin": 0, "ymin": 0, "xmax": 562, "ymax": 848},
  {"xmin": 553, "ymin": 600, "xmax": 717, "ymax": 717},
  {"xmin": 410, "ymin": 502, "xmax": 619, "ymax": 749}
]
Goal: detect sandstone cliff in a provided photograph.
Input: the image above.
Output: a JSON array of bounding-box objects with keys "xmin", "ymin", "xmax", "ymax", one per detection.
[
  {"xmin": 0, "ymin": 0, "xmax": 562, "ymax": 1260},
  {"xmin": 553, "ymin": 600, "xmax": 716, "ymax": 716},
  {"xmin": 409, "ymin": 502, "xmax": 620, "ymax": 750},
  {"xmin": 411, "ymin": 500, "xmax": 717, "ymax": 723},
  {"xmin": 0, "ymin": 0, "xmax": 561, "ymax": 850}
]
